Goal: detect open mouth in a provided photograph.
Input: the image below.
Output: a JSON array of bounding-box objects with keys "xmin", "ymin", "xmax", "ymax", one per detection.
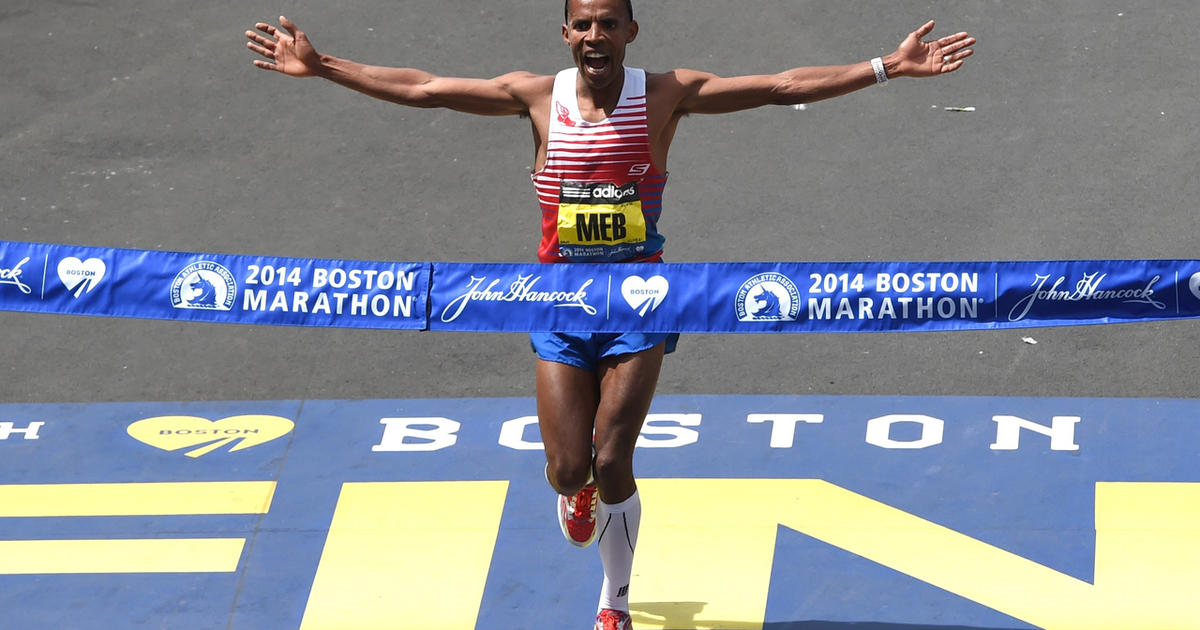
[{"xmin": 583, "ymin": 52, "xmax": 610, "ymax": 75}]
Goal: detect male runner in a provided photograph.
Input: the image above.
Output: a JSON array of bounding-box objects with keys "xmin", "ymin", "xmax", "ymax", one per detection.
[{"xmin": 245, "ymin": 2, "xmax": 974, "ymax": 628}]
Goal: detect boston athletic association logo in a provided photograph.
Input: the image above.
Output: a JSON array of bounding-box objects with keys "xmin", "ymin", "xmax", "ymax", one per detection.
[
  {"xmin": 171, "ymin": 261, "xmax": 237, "ymax": 311},
  {"xmin": 736, "ymin": 273, "xmax": 801, "ymax": 322}
]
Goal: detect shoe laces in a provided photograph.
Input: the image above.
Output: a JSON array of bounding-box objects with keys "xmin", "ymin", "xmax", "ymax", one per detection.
[
  {"xmin": 596, "ymin": 609, "xmax": 628, "ymax": 630},
  {"xmin": 571, "ymin": 484, "xmax": 596, "ymax": 520}
]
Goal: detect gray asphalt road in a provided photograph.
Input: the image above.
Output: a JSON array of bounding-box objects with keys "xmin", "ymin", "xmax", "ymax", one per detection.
[{"xmin": 2, "ymin": 0, "xmax": 1197, "ymax": 403}]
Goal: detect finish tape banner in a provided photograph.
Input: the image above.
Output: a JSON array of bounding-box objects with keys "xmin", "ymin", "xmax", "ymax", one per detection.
[
  {"xmin": 3, "ymin": 239, "xmax": 1200, "ymax": 333},
  {"xmin": 0, "ymin": 240, "xmax": 430, "ymax": 330}
]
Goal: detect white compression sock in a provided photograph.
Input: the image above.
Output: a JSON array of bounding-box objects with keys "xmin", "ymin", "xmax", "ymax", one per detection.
[{"xmin": 596, "ymin": 489, "xmax": 641, "ymax": 613}]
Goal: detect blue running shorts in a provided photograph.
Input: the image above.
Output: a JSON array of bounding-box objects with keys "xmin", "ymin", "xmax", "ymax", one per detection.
[{"xmin": 529, "ymin": 332, "xmax": 679, "ymax": 371}]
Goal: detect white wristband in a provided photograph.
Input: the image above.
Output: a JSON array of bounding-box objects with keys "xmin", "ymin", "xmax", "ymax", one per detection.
[{"xmin": 870, "ymin": 57, "xmax": 888, "ymax": 85}]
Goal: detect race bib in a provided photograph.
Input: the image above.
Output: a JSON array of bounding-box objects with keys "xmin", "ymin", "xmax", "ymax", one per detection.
[{"xmin": 557, "ymin": 182, "xmax": 647, "ymax": 246}]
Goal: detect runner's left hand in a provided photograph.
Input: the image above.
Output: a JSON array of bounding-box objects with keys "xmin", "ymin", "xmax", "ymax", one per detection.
[{"xmin": 892, "ymin": 21, "xmax": 975, "ymax": 77}]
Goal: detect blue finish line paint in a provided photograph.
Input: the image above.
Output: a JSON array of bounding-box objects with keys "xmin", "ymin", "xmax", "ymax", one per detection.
[{"xmin": 2, "ymin": 394, "xmax": 1199, "ymax": 629}]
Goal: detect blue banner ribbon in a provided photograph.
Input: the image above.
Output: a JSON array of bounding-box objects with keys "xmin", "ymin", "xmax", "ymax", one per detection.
[
  {"xmin": 0, "ymin": 240, "xmax": 429, "ymax": 330},
  {"xmin": 3, "ymin": 240, "xmax": 1199, "ymax": 333}
]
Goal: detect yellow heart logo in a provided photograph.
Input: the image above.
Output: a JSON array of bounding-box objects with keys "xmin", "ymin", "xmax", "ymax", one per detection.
[{"xmin": 127, "ymin": 415, "xmax": 295, "ymax": 458}]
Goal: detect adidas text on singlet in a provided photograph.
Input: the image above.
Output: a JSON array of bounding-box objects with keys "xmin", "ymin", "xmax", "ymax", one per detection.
[{"xmin": 532, "ymin": 67, "xmax": 668, "ymax": 263}]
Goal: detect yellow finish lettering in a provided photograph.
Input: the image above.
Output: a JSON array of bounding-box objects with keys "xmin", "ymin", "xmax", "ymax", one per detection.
[
  {"xmin": 632, "ymin": 479, "xmax": 1200, "ymax": 630},
  {"xmin": 0, "ymin": 481, "xmax": 275, "ymax": 575},
  {"xmin": 300, "ymin": 481, "xmax": 508, "ymax": 630},
  {"xmin": 0, "ymin": 481, "xmax": 276, "ymax": 517},
  {"xmin": 4, "ymin": 478, "xmax": 1195, "ymax": 630},
  {"xmin": 0, "ymin": 539, "xmax": 246, "ymax": 574}
]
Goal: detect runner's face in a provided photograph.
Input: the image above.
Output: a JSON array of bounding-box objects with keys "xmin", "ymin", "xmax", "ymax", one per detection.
[{"xmin": 562, "ymin": 0, "xmax": 638, "ymax": 90}]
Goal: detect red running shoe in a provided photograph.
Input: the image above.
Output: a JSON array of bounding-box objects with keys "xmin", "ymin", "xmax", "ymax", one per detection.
[
  {"xmin": 594, "ymin": 609, "xmax": 632, "ymax": 630},
  {"xmin": 557, "ymin": 481, "xmax": 599, "ymax": 547}
]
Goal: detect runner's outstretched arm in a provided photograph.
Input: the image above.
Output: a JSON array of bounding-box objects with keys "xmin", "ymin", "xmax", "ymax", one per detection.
[
  {"xmin": 244, "ymin": 16, "xmax": 544, "ymax": 116},
  {"xmin": 672, "ymin": 20, "xmax": 975, "ymax": 115}
]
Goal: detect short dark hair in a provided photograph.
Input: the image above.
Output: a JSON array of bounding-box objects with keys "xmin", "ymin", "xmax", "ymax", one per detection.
[{"xmin": 563, "ymin": 0, "xmax": 634, "ymax": 24}]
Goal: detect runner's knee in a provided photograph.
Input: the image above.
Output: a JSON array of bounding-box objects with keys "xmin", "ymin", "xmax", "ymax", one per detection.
[
  {"xmin": 546, "ymin": 452, "xmax": 593, "ymax": 495},
  {"xmin": 593, "ymin": 445, "xmax": 634, "ymax": 487}
]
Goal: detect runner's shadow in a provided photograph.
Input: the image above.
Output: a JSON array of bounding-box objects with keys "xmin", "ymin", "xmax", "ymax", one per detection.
[
  {"xmin": 631, "ymin": 602, "xmax": 754, "ymax": 630},
  {"xmin": 631, "ymin": 602, "xmax": 1021, "ymax": 630}
]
